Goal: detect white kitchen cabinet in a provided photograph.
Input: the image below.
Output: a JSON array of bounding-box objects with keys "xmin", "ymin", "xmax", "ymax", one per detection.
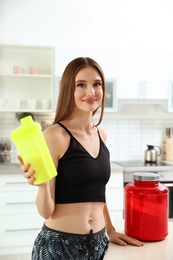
[
  {"xmin": 106, "ymin": 171, "xmax": 124, "ymax": 221},
  {"xmin": 144, "ymin": 50, "xmax": 168, "ymax": 99},
  {"xmin": 117, "ymin": 48, "xmax": 168, "ymax": 100},
  {"xmin": 104, "ymin": 79, "xmax": 117, "ymax": 112},
  {"xmin": 167, "ymin": 80, "xmax": 173, "ymax": 112},
  {"xmin": 167, "ymin": 52, "xmax": 173, "ymax": 112},
  {"xmin": 117, "ymin": 48, "xmax": 143, "ymax": 99},
  {"xmin": 0, "ymin": 44, "xmax": 55, "ymax": 112},
  {"xmin": 0, "ymin": 168, "xmax": 123, "ymax": 255},
  {"xmin": 0, "ymin": 173, "xmax": 43, "ymax": 255}
]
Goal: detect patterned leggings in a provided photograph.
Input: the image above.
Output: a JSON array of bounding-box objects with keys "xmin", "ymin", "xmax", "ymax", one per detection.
[{"xmin": 32, "ymin": 224, "xmax": 109, "ymax": 260}]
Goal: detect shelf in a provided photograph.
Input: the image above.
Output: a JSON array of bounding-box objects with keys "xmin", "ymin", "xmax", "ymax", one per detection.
[
  {"xmin": 0, "ymin": 44, "xmax": 55, "ymax": 112},
  {"xmin": 0, "ymin": 74, "xmax": 53, "ymax": 78},
  {"xmin": 0, "ymin": 109, "xmax": 54, "ymax": 113}
]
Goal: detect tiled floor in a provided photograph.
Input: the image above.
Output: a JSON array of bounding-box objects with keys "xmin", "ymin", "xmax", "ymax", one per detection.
[{"xmin": 0, "ymin": 254, "xmax": 31, "ymax": 260}]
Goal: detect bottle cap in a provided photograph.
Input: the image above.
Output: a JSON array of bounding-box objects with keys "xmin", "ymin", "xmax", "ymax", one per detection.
[
  {"xmin": 133, "ymin": 172, "xmax": 160, "ymax": 181},
  {"xmin": 20, "ymin": 115, "xmax": 33, "ymax": 126}
]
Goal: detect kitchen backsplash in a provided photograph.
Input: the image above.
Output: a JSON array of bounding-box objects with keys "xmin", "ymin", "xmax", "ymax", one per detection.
[
  {"xmin": 0, "ymin": 113, "xmax": 54, "ymax": 164},
  {"xmin": 1, "ymin": 104, "xmax": 173, "ymax": 164}
]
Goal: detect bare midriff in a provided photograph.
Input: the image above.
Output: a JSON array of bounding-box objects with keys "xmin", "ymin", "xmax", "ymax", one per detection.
[{"xmin": 45, "ymin": 202, "xmax": 105, "ymax": 234}]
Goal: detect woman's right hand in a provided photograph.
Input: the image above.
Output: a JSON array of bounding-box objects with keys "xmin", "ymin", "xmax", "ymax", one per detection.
[{"xmin": 17, "ymin": 155, "xmax": 35, "ymax": 185}]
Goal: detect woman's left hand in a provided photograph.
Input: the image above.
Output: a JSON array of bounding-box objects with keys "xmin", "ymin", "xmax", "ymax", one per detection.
[{"xmin": 108, "ymin": 230, "xmax": 144, "ymax": 247}]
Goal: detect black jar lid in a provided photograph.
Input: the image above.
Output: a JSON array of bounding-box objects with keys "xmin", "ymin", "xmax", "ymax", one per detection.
[{"xmin": 133, "ymin": 172, "xmax": 160, "ymax": 181}]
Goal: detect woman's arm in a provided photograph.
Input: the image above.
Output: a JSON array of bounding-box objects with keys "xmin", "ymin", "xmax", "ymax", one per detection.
[
  {"xmin": 35, "ymin": 179, "xmax": 55, "ymax": 219},
  {"xmin": 103, "ymin": 203, "xmax": 144, "ymax": 247},
  {"xmin": 18, "ymin": 155, "xmax": 56, "ymax": 219}
]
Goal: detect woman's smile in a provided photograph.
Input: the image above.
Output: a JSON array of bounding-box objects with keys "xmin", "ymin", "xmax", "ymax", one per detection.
[{"xmin": 83, "ymin": 97, "xmax": 97, "ymax": 104}]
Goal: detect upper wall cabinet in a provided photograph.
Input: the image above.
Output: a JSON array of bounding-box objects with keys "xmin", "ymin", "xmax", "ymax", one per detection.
[
  {"xmin": 167, "ymin": 81, "xmax": 173, "ymax": 112},
  {"xmin": 167, "ymin": 52, "xmax": 173, "ymax": 112},
  {"xmin": 0, "ymin": 45, "xmax": 55, "ymax": 112},
  {"xmin": 117, "ymin": 49, "xmax": 168, "ymax": 100},
  {"xmin": 105, "ymin": 79, "xmax": 117, "ymax": 112}
]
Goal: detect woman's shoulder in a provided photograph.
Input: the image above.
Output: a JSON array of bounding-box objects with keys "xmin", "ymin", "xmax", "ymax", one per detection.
[
  {"xmin": 97, "ymin": 126, "xmax": 107, "ymax": 143},
  {"xmin": 43, "ymin": 123, "xmax": 70, "ymax": 146},
  {"xmin": 44, "ymin": 123, "xmax": 67, "ymax": 135},
  {"xmin": 43, "ymin": 123, "xmax": 71, "ymax": 160}
]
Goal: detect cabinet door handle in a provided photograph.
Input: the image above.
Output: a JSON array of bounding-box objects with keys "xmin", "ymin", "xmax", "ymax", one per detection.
[
  {"xmin": 5, "ymin": 228, "xmax": 40, "ymax": 232},
  {"xmin": 6, "ymin": 182, "xmax": 27, "ymax": 185},
  {"xmin": 138, "ymin": 81, "xmax": 142, "ymax": 97},
  {"xmin": 164, "ymin": 183, "xmax": 173, "ymax": 187},
  {"xmin": 6, "ymin": 202, "xmax": 35, "ymax": 205},
  {"xmin": 143, "ymin": 81, "xmax": 147, "ymax": 97}
]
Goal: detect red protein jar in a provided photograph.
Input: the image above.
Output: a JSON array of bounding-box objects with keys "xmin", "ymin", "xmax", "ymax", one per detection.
[{"xmin": 124, "ymin": 172, "xmax": 168, "ymax": 241}]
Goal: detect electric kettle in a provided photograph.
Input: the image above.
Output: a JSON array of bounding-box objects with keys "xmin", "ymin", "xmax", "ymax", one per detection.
[{"xmin": 144, "ymin": 145, "xmax": 162, "ymax": 163}]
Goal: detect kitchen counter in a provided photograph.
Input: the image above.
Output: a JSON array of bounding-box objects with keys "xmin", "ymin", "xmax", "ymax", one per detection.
[
  {"xmin": 114, "ymin": 160, "xmax": 173, "ymax": 172},
  {"xmin": 0, "ymin": 163, "xmax": 21, "ymax": 174},
  {"xmin": 111, "ymin": 162, "xmax": 124, "ymax": 172},
  {"xmin": 0, "ymin": 162, "xmax": 124, "ymax": 174},
  {"xmin": 104, "ymin": 219, "xmax": 173, "ymax": 260}
]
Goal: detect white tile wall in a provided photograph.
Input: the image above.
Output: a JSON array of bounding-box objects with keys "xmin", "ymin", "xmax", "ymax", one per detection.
[
  {"xmin": 104, "ymin": 119, "xmax": 166, "ymax": 161},
  {"xmin": 0, "ymin": 113, "xmax": 54, "ymax": 164},
  {"xmin": 99, "ymin": 104, "xmax": 173, "ymax": 162},
  {"xmin": 1, "ymin": 104, "xmax": 173, "ymax": 164}
]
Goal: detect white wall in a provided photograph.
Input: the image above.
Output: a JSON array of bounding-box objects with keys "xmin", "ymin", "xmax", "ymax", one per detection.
[
  {"xmin": 1, "ymin": 0, "xmax": 173, "ymax": 50},
  {"xmin": 0, "ymin": 0, "xmax": 105, "ymax": 47},
  {"xmin": 1, "ymin": 0, "xmax": 173, "ymax": 163}
]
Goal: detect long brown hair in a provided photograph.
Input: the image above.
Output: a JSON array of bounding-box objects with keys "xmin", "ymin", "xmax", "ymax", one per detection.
[{"xmin": 53, "ymin": 57, "xmax": 105, "ymax": 126}]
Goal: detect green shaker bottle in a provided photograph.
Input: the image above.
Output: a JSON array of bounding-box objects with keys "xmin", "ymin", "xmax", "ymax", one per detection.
[{"xmin": 10, "ymin": 116, "xmax": 57, "ymax": 185}]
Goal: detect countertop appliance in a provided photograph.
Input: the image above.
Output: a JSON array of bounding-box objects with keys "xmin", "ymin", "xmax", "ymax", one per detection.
[
  {"xmin": 114, "ymin": 160, "xmax": 173, "ymax": 219},
  {"xmin": 144, "ymin": 145, "xmax": 162, "ymax": 163}
]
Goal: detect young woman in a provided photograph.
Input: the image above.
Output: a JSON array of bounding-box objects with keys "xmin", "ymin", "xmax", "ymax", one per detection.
[{"xmin": 18, "ymin": 57, "xmax": 143, "ymax": 259}]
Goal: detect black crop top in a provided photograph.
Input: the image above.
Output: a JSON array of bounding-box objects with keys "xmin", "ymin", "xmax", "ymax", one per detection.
[{"xmin": 55, "ymin": 122, "xmax": 111, "ymax": 204}]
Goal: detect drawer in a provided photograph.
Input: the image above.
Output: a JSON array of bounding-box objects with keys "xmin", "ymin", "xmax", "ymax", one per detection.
[
  {"xmin": 0, "ymin": 190, "xmax": 37, "ymax": 215},
  {"xmin": 109, "ymin": 210, "xmax": 123, "ymax": 221},
  {"xmin": 0, "ymin": 190, "xmax": 36, "ymax": 202},
  {"xmin": 0, "ymin": 229, "xmax": 41, "ymax": 248},
  {"xmin": 106, "ymin": 188, "xmax": 123, "ymax": 210},
  {"xmin": 0, "ymin": 202, "xmax": 38, "ymax": 215},
  {"xmin": 0, "ymin": 213, "xmax": 44, "ymax": 233},
  {"xmin": 0, "ymin": 174, "xmax": 37, "ymax": 192},
  {"xmin": 107, "ymin": 172, "xmax": 123, "ymax": 188}
]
